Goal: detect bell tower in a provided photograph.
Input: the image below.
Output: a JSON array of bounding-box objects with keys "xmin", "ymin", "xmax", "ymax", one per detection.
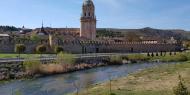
[{"xmin": 80, "ymin": 0, "xmax": 96, "ymax": 40}]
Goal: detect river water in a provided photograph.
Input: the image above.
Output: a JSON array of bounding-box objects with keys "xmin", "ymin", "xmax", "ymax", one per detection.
[{"xmin": 0, "ymin": 62, "xmax": 172, "ymax": 95}]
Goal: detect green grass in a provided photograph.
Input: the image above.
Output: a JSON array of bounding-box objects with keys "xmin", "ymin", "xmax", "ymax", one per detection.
[
  {"xmin": 150, "ymin": 52, "xmax": 189, "ymax": 62},
  {"xmin": 0, "ymin": 54, "xmax": 55, "ymax": 58},
  {"xmin": 125, "ymin": 52, "xmax": 190, "ymax": 62},
  {"xmin": 127, "ymin": 54, "xmax": 150, "ymax": 61},
  {"xmin": 68, "ymin": 61, "xmax": 190, "ymax": 95}
]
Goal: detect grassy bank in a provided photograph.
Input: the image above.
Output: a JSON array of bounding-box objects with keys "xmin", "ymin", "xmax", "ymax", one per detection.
[
  {"xmin": 22, "ymin": 52, "xmax": 108, "ymax": 76},
  {"xmin": 0, "ymin": 54, "xmax": 55, "ymax": 58},
  {"xmin": 69, "ymin": 61, "xmax": 190, "ymax": 95},
  {"xmin": 6, "ymin": 52, "xmax": 190, "ymax": 80},
  {"xmin": 125, "ymin": 52, "xmax": 190, "ymax": 63},
  {"xmin": 150, "ymin": 52, "xmax": 190, "ymax": 62}
]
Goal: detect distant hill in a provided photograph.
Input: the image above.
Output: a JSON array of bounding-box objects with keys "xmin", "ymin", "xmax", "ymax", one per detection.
[
  {"xmin": 0, "ymin": 26, "xmax": 19, "ymax": 32},
  {"xmin": 0, "ymin": 25, "xmax": 190, "ymax": 41},
  {"xmin": 97, "ymin": 27, "xmax": 190, "ymax": 40}
]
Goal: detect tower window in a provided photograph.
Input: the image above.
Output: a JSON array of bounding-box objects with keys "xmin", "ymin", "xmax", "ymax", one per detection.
[
  {"xmin": 84, "ymin": 13, "xmax": 86, "ymax": 16},
  {"xmin": 88, "ymin": 12, "xmax": 90, "ymax": 16}
]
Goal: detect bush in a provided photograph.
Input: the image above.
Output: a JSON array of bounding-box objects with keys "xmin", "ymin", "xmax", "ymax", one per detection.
[
  {"xmin": 173, "ymin": 75, "xmax": 189, "ymax": 95},
  {"xmin": 23, "ymin": 58, "xmax": 41, "ymax": 75},
  {"xmin": 173, "ymin": 54, "xmax": 188, "ymax": 62},
  {"xmin": 36, "ymin": 45, "xmax": 46, "ymax": 54},
  {"xmin": 39, "ymin": 64, "xmax": 64, "ymax": 74},
  {"xmin": 54, "ymin": 46, "xmax": 64, "ymax": 54},
  {"xmin": 109, "ymin": 55, "xmax": 123, "ymax": 64},
  {"xmin": 184, "ymin": 52, "xmax": 190, "ymax": 60},
  {"xmin": 30, "ymin": 34, "xmax": 41, "ymax": 42},
  {"xmin": 15, "ymin": 44, "xmax": 26, "ymax": 57},
  {"xmin": 56, "ymin": 52, "xmax": 76, "ymax": 64},
  {"xmin": 160, "ymin": 54, "xmax": 188, "ymax": 62},
  {"xmin": 127, "ymin": 54, "xmax": 150, "ymax": 61}
]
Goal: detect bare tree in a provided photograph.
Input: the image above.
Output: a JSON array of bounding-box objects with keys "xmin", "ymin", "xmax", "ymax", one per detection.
[
  {"xmin": 108, "ymin": 72, "xmax": 114, "ymax": 95},
  {"xmin": 15, "ymin": 44, "xmax": 26, "ymax": 59},
  {"xmin": 73, "ymin": 81, "xmax": 81, "ymax": 95}
]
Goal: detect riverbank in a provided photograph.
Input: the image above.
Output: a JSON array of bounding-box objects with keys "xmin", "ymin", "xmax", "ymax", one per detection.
[
  {"xmin": 0, "ymin": 54, "xmax": 54, "ymax": 58},
  {"xmin": 0, "ymin": 62, "xmax": 171, "ymax": 95},
  {"xmin": 0, "ymin": 52, "xmax": 189, "ymax": 81},
  {"xmin": 70, "ymin": 61, "xmax": 190, "ymax": 95}
]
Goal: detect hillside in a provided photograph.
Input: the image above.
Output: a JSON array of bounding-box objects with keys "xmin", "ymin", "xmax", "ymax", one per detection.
[
  {"xmin": 0, "ymin": 25, "xmax": 190, "ymax": 41},
  {"xmin": 97, "ymin": 27, "xmax": 190, "ymax": 40},
  {"xmin": 0, "ymin": 26, "xmax": 19, "ymax": 32}
]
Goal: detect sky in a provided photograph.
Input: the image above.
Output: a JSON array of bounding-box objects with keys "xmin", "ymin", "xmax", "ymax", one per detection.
[{"xmin": 0, "ymin": 0, "xmax": 189, "ymax": 30}]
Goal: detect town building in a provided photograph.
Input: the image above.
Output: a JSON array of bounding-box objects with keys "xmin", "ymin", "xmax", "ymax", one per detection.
[{"xmin": 0, "ymin": 0, "xmax": 183, "ymax": 54}]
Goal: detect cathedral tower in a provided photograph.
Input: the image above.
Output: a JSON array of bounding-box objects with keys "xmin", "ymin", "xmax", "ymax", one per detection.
[{"xmin": 80, "ymin": 0, "xmax": 96, "ymax": 40}]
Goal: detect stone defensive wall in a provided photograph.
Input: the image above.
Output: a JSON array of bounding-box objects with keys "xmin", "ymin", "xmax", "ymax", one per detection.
[
  {"xmin": 0, "ymin": 39, "xmax": 182, "ymax": 54},
  {"xmin": 0, "ymin": 39, "xmax": 51, "ymax": 53},
  {"xmin": 62, "ymin": 41, "xmax": 182, "ymax": 54}
]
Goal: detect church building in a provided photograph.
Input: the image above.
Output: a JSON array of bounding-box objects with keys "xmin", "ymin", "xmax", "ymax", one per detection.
[{"xmin": 80, "ymin": 0, "xmax": 97, "ymax": 40}]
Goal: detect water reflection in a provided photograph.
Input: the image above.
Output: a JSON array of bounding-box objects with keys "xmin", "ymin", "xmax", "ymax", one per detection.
[{"xmin": 0, "ymin": 62, "xmax": 171, "ymax": 95}]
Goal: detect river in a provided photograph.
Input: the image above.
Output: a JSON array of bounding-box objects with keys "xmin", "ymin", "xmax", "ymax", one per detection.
[{"xmin": 0, "ymin": 62, "xmax": 173, "ymax": 95}]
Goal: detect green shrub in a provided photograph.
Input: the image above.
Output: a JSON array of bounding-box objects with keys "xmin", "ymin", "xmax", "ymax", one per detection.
[
  {"xmin": 56, "ymin": 52, "xmax": 76, "ymax": 64},
  {"xmin": 173, "ymin": 75, "xmax": 189, "ymax": 95},
  {"xmin": 110, "ymin": 55, "xmax": 123, "ymax": 64},
  {"xmin": 15, "ymin": 44, "xmax": 26, "ymax": 58},
  {"xmin": 23, "ymin": 58, "xmax": 41, "ymax": 74},
  {"xmin": 30, "ymin": 33, "xmax": 41, "ymax": 42},
  {"xmin": 150, "ymin": 52, "xmax": 189, "ymax": 62},
  {"xmin": 173, "ymin": 54, "xmax": 188, "ymax": 62},
  {"xmin": 54, "ymin": 46, "xmax": 64, "ymax": 54},
  {"xmin": 161, "ymin": 54, "xmax": 188, "ymax": 62},
  {"xmin": 36, "ymin": 45, "xmax": 47, "ymax": 54},
  {"xmin": 127, "ymin": 54, "xmax": 150, "ymax": 61},
  {"xmin": 184, "ymin": 52, "xmax": 190, "ymax": 60}
]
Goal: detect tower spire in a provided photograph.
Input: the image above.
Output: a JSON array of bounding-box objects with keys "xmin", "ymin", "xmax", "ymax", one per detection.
[
  {"xmin": 80, "ymin": 0, "xmax": 96, "ymax": 40},
  {"xmin": 41, "ymin": 20, "xmax": 45, "ymax": 32},
  {"xmin": 42, "ymin": 20, "xmax": 44, "ymax": 28}
]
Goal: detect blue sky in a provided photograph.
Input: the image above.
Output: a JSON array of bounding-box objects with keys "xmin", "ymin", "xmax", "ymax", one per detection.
[{"xmin": 0, "ymin": 0, "xmax": 189, "ymax": 30}]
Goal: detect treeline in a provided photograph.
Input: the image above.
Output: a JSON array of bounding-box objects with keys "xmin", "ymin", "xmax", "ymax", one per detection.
[
  {"xmin": 96, "ymin": 29, "xmax": 143, "ymax": 42},
  {"xmin": 0, "ymin": 26, "xmax": 19, "ymax": 32},
  {"xmin": 96, "ymin": 29, "xmax": 123, "ymax": 38}
]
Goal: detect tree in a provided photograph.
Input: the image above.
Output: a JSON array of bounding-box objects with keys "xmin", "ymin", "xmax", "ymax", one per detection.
[
  {"xmin": 30, "ymin": 33, "xmax": 41, "ymax": 42},
  {"xmin": 156, "ymin": 52, "xmax": 159, "ymax": 56},
  {"xmin": 173, "ymin": 75, "xmax": 189, "ymax": 95},
  {"xmin": 109, "ymin": 55, "xmax": 123, "ymax": 65},
  {"xmin": 125, "ymin": 32, "xmax": 141, "ymax": 42},
  {"xmin": 170, "ymin": 52, "xmax": 173, "ymax": 56},
  {"xmin": 183, "ymin": 41, "xmax": 190, "ymax": 49},
  {"xmin": 36, "ymin": 45, "xmax": 46, "ymax": 57},
  {"xmin": 108, "ymin": 72, "xmax": 116, "ymax": 95},
  {"xmin": 151, "ymin": 52, "xmax": 154, "ymax": 57},
  {"xmin": 54, "ymin": 46, "xmax": 64, "ymax": 54},
  {"xmin": 23, "ymin": 58, "xmax": 40, "ymax": 75},
  {"xmin": 15, "ymin": 44, "xmax": 26, "ymax": 58},
  {"xmin": 160, "ymin": 51, "xmax": 163, "ymax": 56},
  {"xmin": 73, "ymin": 81, "xmax": 80, "ymax": 95},
  {"xmin": 147, "ymin": 52, "xmax": 150, "ymax": 57},
  {"xmin": 56, "ymin": 52, "xmax": 76, "ymax": 64},
  {"xmin": 0, "ymin": 25, "xmax": 19, "ymax": 32}
]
